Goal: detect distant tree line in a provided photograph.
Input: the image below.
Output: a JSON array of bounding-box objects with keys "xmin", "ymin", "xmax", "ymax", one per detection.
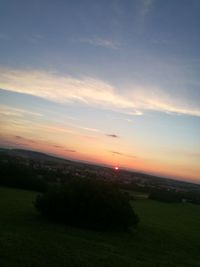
[
  {"xmin": 149, "ymin": 190, "xmax": 182, "ymax": 203},
  {"xmin": 149, "ymin": 189, "xmax": 200, "ymax": 204},
  {"xmin": 0, "ymin": 161, "xmax": 46, "ymax": 192}
]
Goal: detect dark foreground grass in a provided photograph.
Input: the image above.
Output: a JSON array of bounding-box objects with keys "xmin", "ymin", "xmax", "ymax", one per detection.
[{"xmin": 0, "ymin": 187, "xmax": 200, "ymax": 267}]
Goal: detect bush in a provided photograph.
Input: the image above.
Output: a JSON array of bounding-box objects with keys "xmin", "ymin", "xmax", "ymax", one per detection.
[{"xmin": 35, "ymin": 178, "xmax": 139, "ymax": 231}]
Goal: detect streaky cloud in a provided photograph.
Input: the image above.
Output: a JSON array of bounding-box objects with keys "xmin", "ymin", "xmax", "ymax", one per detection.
[
  {"xmin": 111, "ymin": 151, "xmax": 137, "ymax": 159},
  {"xmin": 78, "ymin": 37, "xmax": 119, "ymax": 49},
  {"xmin": 106, "ymin": 134, "xmax": 119, "ymax": 138},
  {"xmin": 64, "ymin": 149, "xmax": 76, "ymax": 153},
  {"xmin": 14, "ymin": 135, "xmax": 36, "ymax": 144},
  {"xmin": 0, "ymin": 104, "xmax": 42, "ymax": 117},
  {"xmin": 0, "ymin": 68, "xmax": 200, "ymax": 117}
]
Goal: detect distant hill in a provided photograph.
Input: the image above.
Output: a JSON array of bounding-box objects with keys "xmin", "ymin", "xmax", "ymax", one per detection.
[{"xmin": 1, "ymin": 148, "xmax": 71, "ymax": 163}]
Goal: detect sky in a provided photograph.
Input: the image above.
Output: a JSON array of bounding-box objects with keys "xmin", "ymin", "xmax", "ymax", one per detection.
[{"xmin": 0, "ymin": 0, "xmax": 200, "ymax": 183}]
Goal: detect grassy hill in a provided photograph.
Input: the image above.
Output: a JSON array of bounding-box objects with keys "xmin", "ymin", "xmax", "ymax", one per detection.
[{"xmin": 0, "ymin": 187, "xmax": 199, "ymax": 267}]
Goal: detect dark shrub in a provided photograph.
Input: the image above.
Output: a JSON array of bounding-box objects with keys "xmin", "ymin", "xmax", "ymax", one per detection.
[{"xmin": 35, "ymin": 178, "xmax": 139, "ymax": 231}]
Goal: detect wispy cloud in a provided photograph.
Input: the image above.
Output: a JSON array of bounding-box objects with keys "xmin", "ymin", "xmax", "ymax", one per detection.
[
  {"xmin": 78, "ymin": 37, "xmax": 119, "ymax": 49},
  {"xmin": 68, "ymin": 124, "xmax": 101, "ymax": 133},
  {"xmin": 25, "ymin": 34, "xmax": 46, "ymax": 44},
  {"xmin": 80, "ymin": 135, "xmax": 99, "ymax": 141},
  {"xmin": 54, "ymin": 145, "xmax": 63, "ymax": 148},
  {"xmin": 43, "ymin": 125, "xmax": 74, "ymax": 134},
  {"xmin": 64, "ymin": 149, "xmax": 76, "ymax": 153},
  {"xmin": 0, "ymin": 68, "xmax": 199, "ymax": 117},
  {"xmin": 141, "ymin": 0, "xmax": 154, "ymax": 16},
  {"xmin": 54, "ymin": 145, "xmax": 76, "ymax": 152},
  {"xmin": 106, "ymin": 134, "xmax": 119, "ymax": 138},
  {"xmin": 14, "ymin": 135, "xmax": 37, "ymax": 145},
  {"xmin": 12, "ymin": 135, "xmax": 76, "ymax": 152},
  {"xmin": 0, "ymin": 105, "xmax": 42, "ymax": 117},
  {"xmin": 111, "ymin": 151, "xmax": 137, "ymax": 159}
]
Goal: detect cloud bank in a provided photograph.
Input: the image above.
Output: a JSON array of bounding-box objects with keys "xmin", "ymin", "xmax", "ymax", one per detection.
[{"xmin": 0, "ymin": 68, "xmax": 199, "ymax": 117}]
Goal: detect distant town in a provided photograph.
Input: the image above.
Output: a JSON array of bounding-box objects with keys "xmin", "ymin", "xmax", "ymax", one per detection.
[{"xmin": 1, "ymin": 148, "xmax": 200, "ymax": 198}]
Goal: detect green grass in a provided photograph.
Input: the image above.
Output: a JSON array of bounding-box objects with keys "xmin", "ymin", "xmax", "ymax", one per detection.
[{"xmin": 0, "ymin": 187, "xmax": 200, "ymax": 267}]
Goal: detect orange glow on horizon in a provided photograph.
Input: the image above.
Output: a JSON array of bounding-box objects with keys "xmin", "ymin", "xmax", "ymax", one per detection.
[{"xmin": 1, "ymin": 132, "xmax": 200, "ymax": 183}]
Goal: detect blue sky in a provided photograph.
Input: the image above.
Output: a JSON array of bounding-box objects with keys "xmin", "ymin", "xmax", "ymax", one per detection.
[{"xmin": 0, "ymin": 0, "xmax": 200, "ymax": 182}]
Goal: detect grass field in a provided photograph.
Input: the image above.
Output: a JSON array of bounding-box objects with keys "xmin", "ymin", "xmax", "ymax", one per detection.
[{"xmin": 0, "ymin": 187, "xmax": 200, "ymax": 267}]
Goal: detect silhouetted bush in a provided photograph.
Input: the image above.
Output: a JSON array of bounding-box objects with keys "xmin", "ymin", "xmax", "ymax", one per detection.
[{"xmin": 35, "ymin": 178, "xmax": 139, "ymax": 231}]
